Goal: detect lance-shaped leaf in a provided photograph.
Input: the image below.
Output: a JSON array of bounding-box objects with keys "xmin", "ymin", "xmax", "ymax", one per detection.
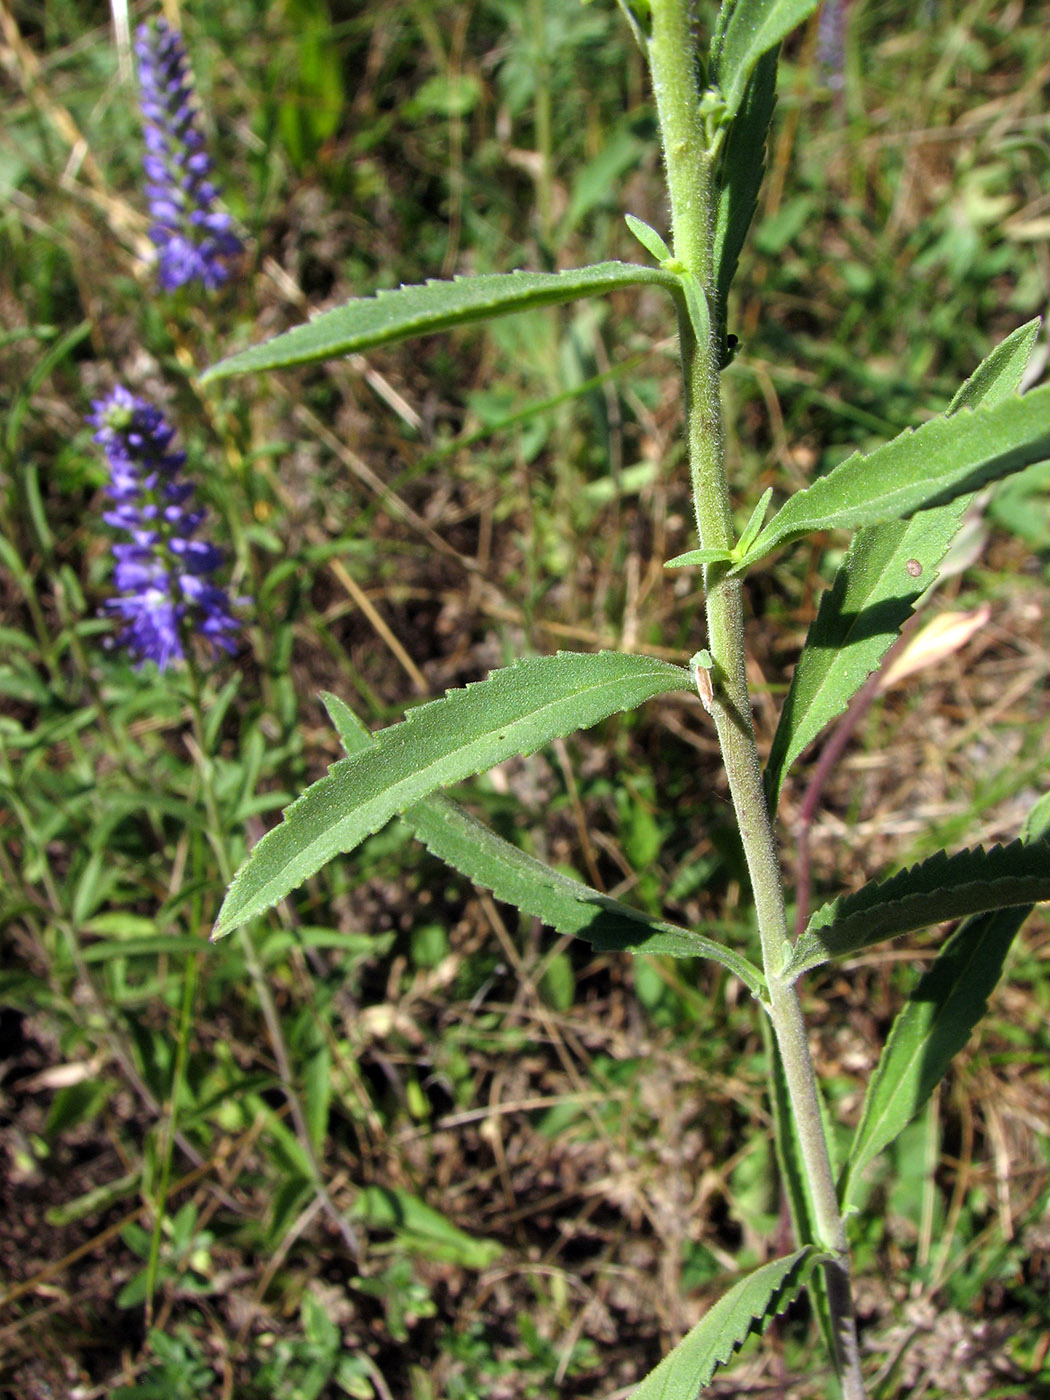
[
  {"xmin": 711, "ymin": 48, "xmax": 778, "ymax": 361},
  {"xmin": 736, "ymin": 382, "xmax": 1050, "ymax": 569},
  {"xmin": 629, "ymin": 1247, "xmax": 819, "ymax": 1399},
  {"xmin": 200, "ymin": 261, "xmax": 679, "ymax": 382},
  {"xmin": 709, "ymin": 0, "xmax": 819, "ymax": 123},
  {"xmin": 786, "ymin": 838, "xmax": 1050, "ymax": 979},
  {"xmin": 764, "ymin": 319, "xmax": 1041, "ymax": 806},
  {"xmin": 322, "ymin": 691, "xmax": 766, "ymax": 994},
  {"xmin": 213, "ymin": 651, "xmax": 692, "ymax": 938},
  {"xmin": 839, "ymin": 904, "xmax": 1030, "ymax": 1211}
]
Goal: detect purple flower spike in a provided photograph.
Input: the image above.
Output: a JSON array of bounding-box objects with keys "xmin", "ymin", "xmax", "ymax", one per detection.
[
  {"xmin": 134, "ymin": 19, "xmax": 243, "ymax": 292},
  {"xmin": 91, "ymin": 386, "xmax": 242, "ymax": 670}
]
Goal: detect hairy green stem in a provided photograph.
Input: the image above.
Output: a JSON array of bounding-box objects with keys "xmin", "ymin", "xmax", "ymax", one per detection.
[{"xmin": 646, "ymin": 4, "xmax": 866, "ymax": 1395}]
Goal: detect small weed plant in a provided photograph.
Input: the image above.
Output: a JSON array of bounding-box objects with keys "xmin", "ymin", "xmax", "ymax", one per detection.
[{"xmin": 204, "ymin": 2, "xmax": 1050, "ymax": 1396}]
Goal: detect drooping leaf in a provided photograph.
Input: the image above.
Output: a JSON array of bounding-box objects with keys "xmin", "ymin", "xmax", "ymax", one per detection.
[
  {"xmin": 711, "ymin": 47, "xmax": 778, "ymax": 359},
  {"xmin": 629, "ymin": 1248, "xmax": 819, "ymax": 1398},
  {"xmin": 321, "ymin": 691, "xmax": 765, "ymax": 994},
  {"xmin": 737, "ymin": 383, "xmax": 1050, "ymax": 568},
  {"xmin": 764, "ymin": 319, "xmax": 1042, "ymax": 805},
  {"xmin": 839, "ymin": 905, "xmax": 1029, "ymax": 1210},
  {"xmin": 709, "ymin": 0, "xmax": 819, "ymax": 123},
  {"xmin": 201, "ymin": 262, "xmax": 679, "ymax": 382},
  {"xmin": 787, "ymin": 838, "xmax": 1050, "ymax": 979},
  {"xmin": 213, "ymin": 652, "xmax": 692, "ymax": 937},
  {"xmin": 410, "ymin": 795, "xmax": 765, "ymax": 992}
]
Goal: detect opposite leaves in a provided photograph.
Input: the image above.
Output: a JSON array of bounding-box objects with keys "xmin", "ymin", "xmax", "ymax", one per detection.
[
  {"xmin": 201, "ymin": 262, "xmax": 679, "ymax": 381},
  {"xmin": 213, "ymin": 651, "xmax": 692, "ymax": 937}
]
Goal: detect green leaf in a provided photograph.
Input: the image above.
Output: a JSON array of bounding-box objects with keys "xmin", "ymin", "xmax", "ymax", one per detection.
[
  {"xmin": 680, "ymin": 269, "xmax": 712, "ymax": 347},
  {"xmin": 787, "ymin": 838, "xmax": 1050, "ymax": 979},
  {"xmin": 408, "ymin": 795, "xmax": 766, "ymax": 993},
  {"xmin": 200, "ymin": 262, "xmax": 679, "ymax": 382},
  {"xmin": 709, "ymin": 0, "xmax": 819, "ymax": 123},
  {"xmin": 947, "ymin": 316, "xmax": 1041, "ymax": 413},
  {"xmin": 763, "ymin": 513, "xmax": 962, "ymax": 807},
  {"xmin": 839, "ymin": 905, "xmax": 1028, "ymax": 1210},
  {"xmin": 629, "ymin": 1248, "xmax": 818, "ymax": 1398},
  {"xmin": 839, "ymin": 795, "xmax": 1050, "ymax": 1208},
  {"xmin": 711, "ymin": 47, "xmax": 778, "ymax": 358},
  {"xmin": 736, "ymin": 487, "xmax": 774, "ymax": 557},
  {"xmin": 738, "ymin": 383, "xmax": 1050, "ymax": 568},
  {"xmin": 764, "ymin": 320, "xmax": 1043, "ymax": 806},
  {"xmin": 320, "ymin": 692, "xmax": 766, "ymax": 995},
  {"xmin": 625, "ymin": 212, "xmax": 673, "ymax": 263},
  {"xmin": 350, "ymin": 1185, "xmax": 502, "ymax": 1269},
  {"xmin": 665, "ymin": 547, "xmax": 736, "ymax": 569},
  {"xmin": 213, "ymin": 652, "xmax": 693, "ymax": 937}
]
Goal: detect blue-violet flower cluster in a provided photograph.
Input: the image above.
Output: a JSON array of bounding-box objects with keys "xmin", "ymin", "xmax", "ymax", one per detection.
[
  {"xmin": 135, "ymin": 19, "xmax": 242, "ymax": 291},
  {"xmin": 91, "ymin": 385, "xmax": 241, "ymax": 670}
]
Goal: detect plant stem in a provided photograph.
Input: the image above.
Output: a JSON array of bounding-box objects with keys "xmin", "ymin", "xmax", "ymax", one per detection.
[{"xmin": 646, "ymin": 4, "xmax": 866, "ymax": 1395}]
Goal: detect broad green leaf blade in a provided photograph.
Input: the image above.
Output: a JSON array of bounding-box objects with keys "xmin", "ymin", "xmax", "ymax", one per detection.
[
  {"xmin": 709, "ymin": 0, "xmax": 819, "ymax": 122},
  {"xmin": 213, "ymin": 652, "xmax": 692, "ymax": 937},
  {"xmin": 201, "ymin": 261, "xmax": 679, "ymax": 382},
  {"xmin": 321, "ymin": 692, "xmax": 765, "ymax": 994},
  {"xmin": 739, "ymin": 383, "xmax": 1050, "ymax": 568},
  {"xmin": 839, "ymin": 905, "xmax": 1028, "ymax": 1210},
  {"xmin": 764, "ymin": 320, "xmax": 1043, "ymax": 806},
  {"xmin": 787, "ymin": 838, "xmax": 1050, "ymax": 979},
  {"xmin": 711, "ymin": 47, "xmax": 778, "ymax": 360},
  {"xmin": 629, "ymin": 1248, "xmax": 818, "ymax": 1398}
]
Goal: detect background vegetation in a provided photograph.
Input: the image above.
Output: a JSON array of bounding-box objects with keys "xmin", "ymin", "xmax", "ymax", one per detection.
[{"xmin": 2, "ymin": 1, "xmax": 1049, "ymax": 1396}]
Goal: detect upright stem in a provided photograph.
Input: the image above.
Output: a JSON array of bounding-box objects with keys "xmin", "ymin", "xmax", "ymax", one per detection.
[{"xmin": 646, "ymin": 5, "xmax": 866, "ymax": 1396}]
